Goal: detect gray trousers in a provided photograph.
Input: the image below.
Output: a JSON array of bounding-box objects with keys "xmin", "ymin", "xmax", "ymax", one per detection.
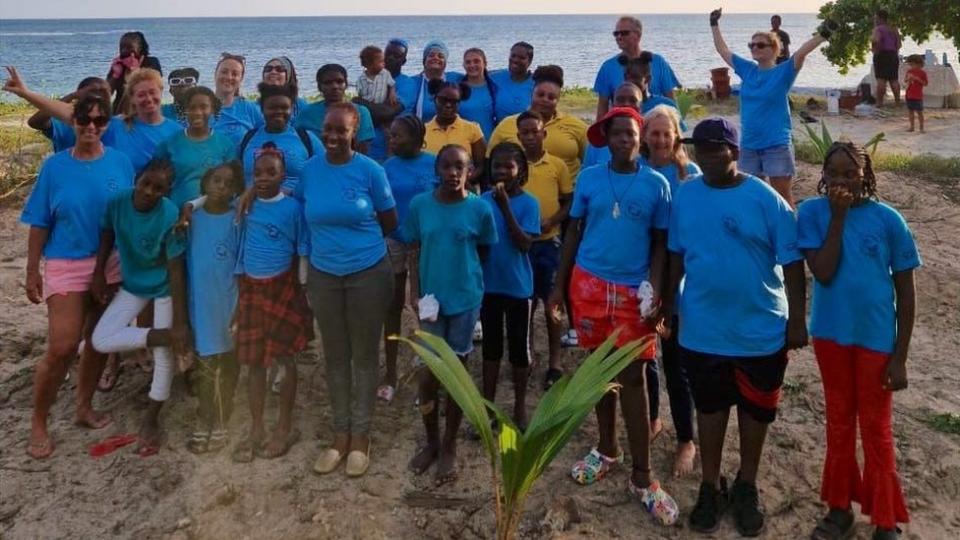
[{"xmin": 306, "ymin": 257, "xmax": 393, "ymax": 435}]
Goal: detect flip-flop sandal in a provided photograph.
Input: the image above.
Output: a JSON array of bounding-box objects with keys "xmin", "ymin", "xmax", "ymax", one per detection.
[
  {"xmin": 89, "ymin": 433, "xmax": 138, "ymax": 458},
  {"xmin": 231, "ymin": 437, "xmax": 263, "ymax": 463},
  {"xmin": 186, "ymin": 431, "xmax": 211, "ymax": 455},
  {"xmin": 376, "ymin": 385, "xmax": 396, "ymax": 403},
  {"xmin": 256, "ymin": 429, "xmax": 301, "ymax": 459},
  {"xmin": 207, "ymin": 430, "xmax": 229, "ymax": 452},
  {"xmin": 97, "ymin": 355, "xmax": 122, "ymax": 392}
]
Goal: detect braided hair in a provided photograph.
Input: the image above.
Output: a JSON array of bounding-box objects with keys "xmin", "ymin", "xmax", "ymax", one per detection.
[
  {"xmin": 818, "ymin": 141, "xmax": 879, "ymax": 201},
  {"xmin": 488, "ymin": 141, "xmax": 529, "ymax": 187},
  {"xmin": 392, "ymin": 114, "xmax": 427, "ymax": 149}
]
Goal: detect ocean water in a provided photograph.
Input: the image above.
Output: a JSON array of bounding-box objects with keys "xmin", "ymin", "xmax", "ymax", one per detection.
[{"xmin": 1, "ymin": 14, "xmax": 957, "ymax": 100}]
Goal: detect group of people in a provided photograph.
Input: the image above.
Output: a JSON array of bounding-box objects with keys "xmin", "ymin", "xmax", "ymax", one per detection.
[{"xmin": 4, "ymin": 10, "xmax": 920, "ymax": 540}]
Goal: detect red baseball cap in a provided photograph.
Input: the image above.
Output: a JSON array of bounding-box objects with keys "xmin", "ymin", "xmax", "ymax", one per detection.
[{"xmin": 587, "ymin": 107, "xmax": 645, "ymax": 147}]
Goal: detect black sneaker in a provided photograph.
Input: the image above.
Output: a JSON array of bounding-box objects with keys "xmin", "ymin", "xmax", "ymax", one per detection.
[
  {"xmin": 730, "ymin": 477, "xmax": 764, "ymax": 537},
  {"xmin": 689, "ymin": 478, "xmax": 728, "ymax": 533},
  {"xmin": 872, "ymin": 527, "xmax": 901, "ymax": 539}
]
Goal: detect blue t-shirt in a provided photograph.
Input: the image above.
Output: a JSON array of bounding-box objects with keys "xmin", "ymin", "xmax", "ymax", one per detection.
[
  {"xmin": 102, "ymin": 189, "xmax": 185, "ymax": 298},
  {"xmin": 638, "ymin": 156, "xmax": 702, "ymax": 195},
  {"xmin": 668, "ymin": 174, "xmax": 802, "ymax": 356},
  {"xmin": 797, "ymin": 198, "xmax": 921, "ymax": 354},
  {"xmin": 154, "ymin": 130, "xmax": 237, "ymax": 207},
  {"xmin": 489, "ymin": 69, "xmax": 534, "ymax": 122},
  {"xmin": 101, "ymin": 116, "xmax": 181, "ymax": 175},
  {"xmin": 290, "ymin": 96, "xmax": 309, "ymax": 127},
  {"xmin": 161, "ymin": 103, "xmax": 187, "ymax": 127},
  {"xmin": 383, "ymin": 152, "xmax": 438, "ymax": 241},
  {"xmin": 211, "ymin": 98, "xmax": 264, "ymax": 148},
  {"xmin": 295, "ymin": 153, "xmax": 396, "ymax": 276},
  {"xmin": 398, "ymin": 73, "xmax": 458, "ymax": 122},
  {"xmin": 400, "ymin": 192, "xmax": 498, "ymax": 315},
  {"xmin": 43, "ymin": 118, "xmax": 76, "ymax": 153},
  {"xmin": 236, "ymin": 194, "xmax": 309, "ymax": 278},
  {"xmin": 593, "ymin": 52, "xmax": 680, "ymax": 101},
  {"xmin": 732, "ymin": 54, "xmax": 798, "ymax": 150},
  {"xmin": 570, "ymin": 164, "xmax": 671, "ymax": 286},
  {"xmin": 296, "ymin": 101, "xmax": 376, "ymax": 144},
  {"xmin": 240, "ymin": 126, "xmax": 323, "ymax": 193},
  {"xmin": 481, "ymin": 191, "xmax": 540, "ymax": 298},
  {"xmin": 21, "ymin": 148, "xmax": 134, "ymax": 259},
  {"xmin": 187, "ymin": 207, "xmax": 240, "ymax": 356},
  {"xmin": 450, "ymin": 75, "xmax": 496, "ymax": 140}
]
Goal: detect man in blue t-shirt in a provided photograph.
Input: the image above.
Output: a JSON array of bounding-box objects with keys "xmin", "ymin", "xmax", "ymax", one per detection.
[
  {"xmin": 663, "ymin": 118, "xmax": 807, "ymax": 537},
  {"xmin": 593, "ymin": 16, "xmax": 680, "ymax": 121}
]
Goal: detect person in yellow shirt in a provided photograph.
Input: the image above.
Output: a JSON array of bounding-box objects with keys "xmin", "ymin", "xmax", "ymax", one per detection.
[
  {"xmin": 515, "ymin": 110, "xmax": 573, "ymax": 389},
  {"xmin": 488, "ymin": 65, "xmax": 587, "ymax": 179},
  {"xmin": 424, "ymin": 81, "xmax": 486, "ymax": 186}
]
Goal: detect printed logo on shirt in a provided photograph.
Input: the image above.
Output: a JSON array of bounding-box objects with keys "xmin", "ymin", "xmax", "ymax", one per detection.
[
  {"xmin": 342, "ymin": 187, "xmax": 359, "ymax": 202},
  {"xmin": 215, "ymin": 240, "xmax": 231, "ymax": 260},
  {"xmin": 202, "ymin": 155, "xmax": 221, "ymax": 168},
  {"xmin": 106, "ymin": 178, "xmax": 120, "ymax": 192},
  {"xmin": 721, "ymin": 214, "xmax": 741, "ymax": 236},
  {"xmin": 356, "ymin": 198, "xmax": 370, "ymax": 210},
  {"xmin": 138, "ymin": 235, "xmax": 157, "ymax": 252},
  {"xmin": 454, "ymin": 227, "xmax": 472, "ymax": 242},
  {"xmin": 860, "ymin": 233, "xmax": 882, "ymax": 258},
  {"xmin": 266, "ymin": 224, "xmax": 281, "ymax": 239},
  {"xmin": 625, "ymin": 200, "xmax": 646, "ymax": 221},
  {"xmin": 416, "ymin": 174, "xmax": 434, "ymax": 189}
]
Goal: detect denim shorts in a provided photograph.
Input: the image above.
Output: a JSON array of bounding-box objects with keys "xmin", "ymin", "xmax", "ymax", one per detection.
[
  {"xmin": 529, "ymin": 238, "xmax": 561, "ymax": 301},
  {"xmin": 419, "ymin": 306, "xmax": 481, "ymax": 357},
  {"xmin": 738, "ymin": 144, "xmax": 796, "ymax": 178}
]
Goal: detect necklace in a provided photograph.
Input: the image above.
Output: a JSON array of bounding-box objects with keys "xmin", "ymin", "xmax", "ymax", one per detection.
[{"xmin": 606, "ymin": 163, "xmax": 640, "ymax": 219}]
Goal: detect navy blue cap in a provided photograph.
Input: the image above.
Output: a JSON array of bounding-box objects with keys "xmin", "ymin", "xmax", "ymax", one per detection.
[{"xmin": 682, "ymin": 117, "xmax": 739, "ymax": 148}]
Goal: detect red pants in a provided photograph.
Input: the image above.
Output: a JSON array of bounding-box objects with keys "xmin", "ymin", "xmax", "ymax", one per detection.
[{"xmin": 813, "ymin": 339, "xmax": 909, "ymax": 528}]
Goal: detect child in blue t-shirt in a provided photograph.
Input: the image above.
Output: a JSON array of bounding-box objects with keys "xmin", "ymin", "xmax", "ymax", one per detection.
[
  {"xmin": 181, "ymin": 162, "xmax": 245, "ymax": 454},
  {"xmin": 400, "ymin": 144, "xmax": 497, "ymax": 485},
  {"xmin": 90, "ymin": 159, "xmax": 189, "ymax": 457},
  {"xmin": 798, "ymin": 142, "xmax": 919, "ymax": 539},
  {"xmin": 231, "ymin": 143, "xmax": 314, "ymax": 463},
  {"xmin": 480, "ymin": 142, "xmax": 540, "ymax": 430}
]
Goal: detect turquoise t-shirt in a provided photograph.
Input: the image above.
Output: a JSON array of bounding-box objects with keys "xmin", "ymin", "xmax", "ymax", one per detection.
[
  {"xmin": 154, "ymin": 130, "xmax": 237, "ymax": 207},
  {"xmin": 102, "ymin": 116, "xmax": 182, "ymax": 174},
  {"xmin": 21, "ymin": 148, "xmax": 134, "ymax": 259},
  {"xmin": 101, "ymin": 189, "xmax": 185, "ymax": 298},
  {"xmin": 295, "ymin": 153, "xmax": 396, "ymax": 276},
  {"xmin": 732, "ymin": 54, "xmax": 798, "ymax": 150},
  {"xmin": 593, "ymin": 52, "xmax": 680, "ymax": 101},
  {"xmin": 489, "ymin": 69, "xmax": 533, "ymax": 123},
  {"xmin": 236, "ymin": 194, "xmax": 309, "ymax": 279},
  {"xmin": 295, "ymin": 101, "xmax": 376, "ymax": 144},
  {"xmin": 211, "ymin": 98, "xmax": 264, "ymax": 148},
  {"xmin": 798, "ymin": 198, "xmax": 921, "ymax": 354},
  {"xmin": 186, "ymin": 207, "xmax": 240, "ymax": 356},
  {"xmin": 383, "ymin": 152, "xmax": 438, "ymax": 240},
  {"xmin": 668, "ymin": 175, "xmax": 802, "ymax": 356},
  {"xmin": 570, "ymin": 164, "xmax": 671, "ymax": 286},
  {"xmin": 240, "ymin": 126, "xmax": 323, "ymax": 193},
  {"xmin": 400, "ymin": 192, "xmax": 497, "ymax": 315},
  {"xmin": 481, "ymin": 190, "xmax": 540, "ymax": 299}
]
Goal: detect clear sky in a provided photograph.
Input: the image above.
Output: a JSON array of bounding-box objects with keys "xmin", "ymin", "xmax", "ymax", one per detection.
[{"xmin": 0, "ymin": 0, "xmax": 828, "ymax": 19}]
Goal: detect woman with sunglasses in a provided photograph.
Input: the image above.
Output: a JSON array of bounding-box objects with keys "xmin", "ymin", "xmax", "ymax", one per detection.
[
  {"xmin": 710, "ymin": 7, "xmax": 831, "ymax": 208},
  {"xmin": 593, "ymin": 16, "xmax": 680, "ymax": 121},
  {"xmin": 14, "ymin": 88, "xmax": 135, "ymax": 459},
  {"xmin": 261, "ymin": 56, "xmax": 308, "ymax": 128},
  {"xmin": 209, "ymin": 53, "xmax": 264, "ymax": 148}
]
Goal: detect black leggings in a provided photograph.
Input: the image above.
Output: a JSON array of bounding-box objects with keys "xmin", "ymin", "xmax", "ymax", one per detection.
[
  {"xmin": 480, "ymin": 294, "xmax": 531, "ymax": 367},
  {"xmin": 660, "ymin": 316, "xmax": 695, "ymax": 443}
]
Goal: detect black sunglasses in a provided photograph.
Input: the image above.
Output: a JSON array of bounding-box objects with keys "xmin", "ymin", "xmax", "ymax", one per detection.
[
  {"xmin": 612, "ymin": 30, "xmax": 634, "ymax": 37},
  {"xmin": 748, "ymin": 42, "xmax": 771, "ymax": 50},
  {"xmin": 75, "ymin": 114, "xmax": 110, "ymax": 128},
  {"xmin": 263, "ymin": 64, "xmax": 287, "ymax": 73}
]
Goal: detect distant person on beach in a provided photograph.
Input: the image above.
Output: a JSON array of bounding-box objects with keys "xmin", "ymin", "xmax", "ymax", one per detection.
[
  {"xmin": 106, "ymin": 31, "xmax": 162, "ymax": 114},
  {"xmin": 210, "ymin": 53, "xmax": 265, "ymax": 147},
  {"xmin": 27, "ymin": 77, "xmax": 110, "ymax": 153},
  {"xmin": 160, "ymin": 67, "xmax": 199, "ymax": 127},
  {"xmin": 709, "ymin": 7, "xmax": 831, "ymax": 208},
  {"xmin": 904, "ymin": 54, "xmax": 928, "ymax": 132},
  {"xmin": 261, "ymin": 56, "xmax": 308, "ymax": 127},
  {"xmin": 357, "ymin": 45, "xmax": 398, "ymax": 107},
  {"xmin": 15, "ymin": 88, "xmax": 133, "ymax": 459},
  {"xmin": 872, "ymin": 9, "xmax": 902, "ymax": 107},
  {"xmin": 593, "ymin": 15, "xmax": 680, "ymax": 120},
  {"xmin": 297, "ymin": 64, "xmax": 376, "ymax": 155},
  {"xmin": 353, "ymin": 37, "xmax": 410, "ymax": 160},
  {"xmin": 489, "ymin": 42, "xmax": 535, "ymax": 121},
  {"xmin": 770, "ymin": 15, "xmax": 791, "ymax": 64},
  {"xmin": 799, "ymin": 141, "xmax": 918, "ymax": 540}
]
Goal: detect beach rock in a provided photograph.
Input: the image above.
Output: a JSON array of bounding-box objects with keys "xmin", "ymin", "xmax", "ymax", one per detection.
[{"xmin": 540, "ymin": 495, "xmax": 582, "ymax": 532}]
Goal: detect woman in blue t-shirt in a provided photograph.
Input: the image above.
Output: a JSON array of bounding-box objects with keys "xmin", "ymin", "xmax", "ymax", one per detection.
[
  {"xmin": 399, "ymin": 40, "xmax": 456, "ymax": 122},
  {"xmin": 260, "ymin": 56, "xmax": 308, "ymax": 127},
  {"xmin": 296, "ymin": 64, "xmax": 377, "ymax": 155},
  {"xmin": 454, "ymin": 48, "xmax": 498, "ymax": 140},
  {"xmin": 210, "ymin": 53, "xmax": 264, "ymax": 147},
  {"xmin": 301, "ymin": 102, "xmax": 398, "ymax": 479},
  {"xmin": 16, "ymin": 92, "xmax": 135, "ymax": 460},
  {"xmin": 710, "ymin": 8, "xmax": 830, "ymax": 207}
]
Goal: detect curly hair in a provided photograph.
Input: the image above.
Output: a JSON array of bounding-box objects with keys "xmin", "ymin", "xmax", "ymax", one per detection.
[{"xmin": 182, "ymin": 86, "xmax": 222, "ymax": 115}]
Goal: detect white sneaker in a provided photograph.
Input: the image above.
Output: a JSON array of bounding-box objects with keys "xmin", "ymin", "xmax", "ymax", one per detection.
[
  {"xmin": 560, "ymin": 329, "xmax": 579, "ymax": 348},
  {"xmin": 473, "ymin": 321, "xmax": 483, "ymax": 342}
]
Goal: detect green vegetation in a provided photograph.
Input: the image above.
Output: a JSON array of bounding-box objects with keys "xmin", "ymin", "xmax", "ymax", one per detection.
[
  {"xmin": 818, "ymin": 1, "xmax": 960, "ymax": 74},
  {"xmin": 799, "ymin": 120, "xmax": 886, "ymax": 163},
  {"xmin": 924, "ymin": 412, "xmax": 960, "ymax": 435},
  {"xmin": 395, "ymin": 330, "xmax": 644, "ymax": 540}
]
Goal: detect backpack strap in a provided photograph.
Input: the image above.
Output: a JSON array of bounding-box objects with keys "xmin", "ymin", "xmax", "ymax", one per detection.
[
  {"xmin": 295, "ymin": 127, "xmax": 314, "ymax": 158},
  {"xmin": 238, "ymin": 128, "xmax": 258, "ymax": 158}
]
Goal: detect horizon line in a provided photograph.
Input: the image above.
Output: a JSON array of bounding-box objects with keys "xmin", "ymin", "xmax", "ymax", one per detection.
[{"xmin": 1, "ymin": 11, "xmax": 821, "ymax": 21}]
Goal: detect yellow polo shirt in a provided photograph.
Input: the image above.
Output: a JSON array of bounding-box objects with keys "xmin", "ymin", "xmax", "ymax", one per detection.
[
  {"xmin": 488, "ymin": 111, "xmax": 588, "ymax": 178},
  {"xmin": 424, "ymin": 115, "xmax": 484, "ymax": 155},
  {"xmin": 524, "ymin": 152, "xmax": 573, "ymax": 240}
]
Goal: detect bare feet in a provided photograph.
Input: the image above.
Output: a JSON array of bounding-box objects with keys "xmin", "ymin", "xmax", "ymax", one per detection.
[
  {"xmin": 75, "ymin": 408, "xmax": 112, "ymax": 429},
  {"xmin": 408, "ymin": 443, "xmax": 438, "ymax": 475},
  {"xmin": 673, "ymin": 440, "xmax": 697, "ymax": 478},
  {"xmin": 650, "ymin": 418, "xmax": 664, "ymax": 442},
  {"xmin": 907, "ymin": 127, "xmax": 915, "ymax": 132},
  {"xmin": 137, "ymin": 421, "xmax": 162, "ymax": 456},
  {"xmin": 27, "ymin": 432, "xmax": 54, "ymax": 459},
  {"xmin": 259, "ymin": 427, "xmax": 300, "ymax": 459},
  {"xmin": 434, "ymin": 447, "xmax": 458, "ymax": 486}
]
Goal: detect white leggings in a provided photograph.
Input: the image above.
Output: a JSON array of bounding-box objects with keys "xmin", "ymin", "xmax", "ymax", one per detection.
[{"xmin": 91, "ymin": 289, "xmax": 173, "ymax": 402}]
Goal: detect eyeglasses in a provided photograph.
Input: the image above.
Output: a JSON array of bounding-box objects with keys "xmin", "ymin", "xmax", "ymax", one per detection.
[
  {"xmin": 747, "ymin": 42, "xmax": 771, "ymax": 50},
  {"xmin": 263, "ymin": 64, "xmax": 287, "ymax": 73},
  {"xmin": 75, "ymin": 114, "xmax": 110, "ymax": 128},
  {"xmin": 612, "ymin": 30, "xmax": 634, "ymax": 38},
  {"xmin": 168, "ymin": 76, "xmax": 197, "ymax": 86}
]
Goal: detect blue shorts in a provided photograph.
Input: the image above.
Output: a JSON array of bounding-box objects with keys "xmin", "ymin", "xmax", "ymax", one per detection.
[
  {"xmin": 419, "ymin": 306, "xmax": 481, "ymax": 356},
  {"xmin": 906, "ymin": 99, "xmax": 924, "ymax": 112},
  {"xmin": 738, "ymin": 144, "xmax": 796, "ymax": 178},
  {"xmin": 529, "ymin": 238, "xmax": 560, "ymax": 301}
]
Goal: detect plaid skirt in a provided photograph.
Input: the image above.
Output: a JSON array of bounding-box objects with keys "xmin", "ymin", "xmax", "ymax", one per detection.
[{"xmin": 235, "ymin": 269, "xmax": 314, "ymax": 367}]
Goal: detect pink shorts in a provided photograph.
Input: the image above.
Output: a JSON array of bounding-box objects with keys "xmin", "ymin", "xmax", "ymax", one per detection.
[{"xmin": 43, "ymin": 252, "xmax": 122, "ymax": 301}]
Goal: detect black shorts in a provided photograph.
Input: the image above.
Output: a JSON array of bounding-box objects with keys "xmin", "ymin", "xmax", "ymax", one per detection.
[
  {"xmin": 906, "ymin": 99, "xmax": 924, "ymax": 111},
  {"xmin": 681, "ymin": 345, "xmax": 788, "ymax": 423},
  {"xmin": 873, "ymin": 50, "xmax": 900, "ymax": 81}
]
